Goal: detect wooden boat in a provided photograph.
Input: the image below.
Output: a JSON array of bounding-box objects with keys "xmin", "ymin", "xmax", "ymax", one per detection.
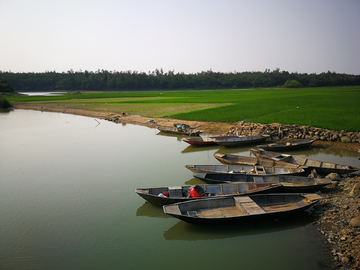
[
  {"xmin": 182, "ymin": 136, "xmax": 218, "ymax": 146},
  {"xmin": 214, "ymin": 153, "xmax": 304, "ymax": 168},
  {"xmin": 182, "ymin": 136, "xmax": 239, "ymax": 146},
  {"xmin": 157, "ymin": 126, "xmax": 203, "ymax": 136},
  {"xmin": 185, "ymin": 164, "xmax": 306, "ymax": 176},
  {"xmin": 250, "ymin": 148, "xmax": 360, "ymax": 175},
  {"xmin": 257, "ymin": 139, "xmax": 315, "ymax": 151},
  {"xmin": 193, "ymin": 173, "xmax": 332, "ymax": 193},
  {"xmin": 135, "ymin": 183, "xmax": 282, "ymax": 206},
  {"xmin": 212, "ymin": 134, "xmax": 270, "ymax": 147},
  {"xmin": 163, "ymin": 193, "xmax": 322, "ymax": 224}
]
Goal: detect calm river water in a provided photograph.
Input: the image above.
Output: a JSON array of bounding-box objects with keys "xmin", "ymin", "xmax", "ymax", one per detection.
[{"xmin": 2, "ymin": 109, "xmax": 358, "ymax": 270}]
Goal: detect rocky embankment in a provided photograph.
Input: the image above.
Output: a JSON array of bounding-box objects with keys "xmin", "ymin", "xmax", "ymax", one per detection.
[
  {"xmin": 105, "ymin": 115, "xmax": 360, "ymax": 147},
  {"xmin": 313, "ymin": 175, "xmax": 360, "ymax": 269},
  {"xmin": 223, "ymin": 122, "xmax": 360, "ymax": 143}
]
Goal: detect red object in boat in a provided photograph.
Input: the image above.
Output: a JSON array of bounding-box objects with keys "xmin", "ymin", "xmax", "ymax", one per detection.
[{"xmin": 189, "ymin": 187, "xmax": 203, "ymax": 198}]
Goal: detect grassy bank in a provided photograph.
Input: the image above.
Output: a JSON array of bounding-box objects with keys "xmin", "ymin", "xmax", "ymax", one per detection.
[{"xmin": 7, "ymin": 86, "xmax": 360, "ymax": 132}]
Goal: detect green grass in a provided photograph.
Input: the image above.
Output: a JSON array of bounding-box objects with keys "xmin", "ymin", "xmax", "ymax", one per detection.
[{"xmin": 7, "ymin": 86, "xmax": 360, "ymax": 131}]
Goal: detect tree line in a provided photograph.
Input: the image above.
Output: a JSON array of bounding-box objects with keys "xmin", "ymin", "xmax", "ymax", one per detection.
[{"xmin": 0, "ymin": 68, "xmax": 359, "ymax": 91}]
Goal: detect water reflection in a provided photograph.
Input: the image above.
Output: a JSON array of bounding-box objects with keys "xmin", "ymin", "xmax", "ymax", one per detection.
[
  {"xmin": 181, "ymin": 145, "xmax": 220, "ymax": 154},
  {"xmin": 0, "ymin": 108, "xmax": 13, "ymax": 114},
  {"xmin": 184, "ymin": 177, "xmax": 207, "ymax": 185},
  {"xmin": 18, "ymin": 91, "xmax": 66, "ymax": 96},
  {"xmin": 163, "ymin": 213, "xmax": 316, "ymax": 241},
  {"xmin": 155, "ymin": 131, "xmax": 187, "ymax": 141},
  {"xmin": 305, "ymin": 146, "xmax": 359, "ymax": 158},
  {"xmin": 136, "ymin": 202, "xmax": 171, "ymax": 219},
  {"xmin": 181, "ymin": 145, "xmax": 252, "ymax": 155}
]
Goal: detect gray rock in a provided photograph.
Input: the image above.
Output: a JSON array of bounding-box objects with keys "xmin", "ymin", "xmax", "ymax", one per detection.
[
  {"xmin": 349, "ymin": 183, "xmax": 360, "ymax": 197},
  {"xmin": 325, "ymin": 173, "xmax": 341, "ymax": 181},
  {"xmin": 349, "ymin": 217, "xmax": 360, "ymax": 227},
  {"xmin": 340, "ymin": 136, "xmax": 351, "ymax": 143}
]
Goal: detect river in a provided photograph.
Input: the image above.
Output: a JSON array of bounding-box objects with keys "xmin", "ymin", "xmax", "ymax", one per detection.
[{"xmin": 2, "ymin": 109, "xmax": 357, "ymax": 269}]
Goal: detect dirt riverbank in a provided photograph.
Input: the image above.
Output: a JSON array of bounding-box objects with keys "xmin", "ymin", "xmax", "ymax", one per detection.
[{"xmin": 14, "ymin": 103, "xmax": 360, "ymax": 152}]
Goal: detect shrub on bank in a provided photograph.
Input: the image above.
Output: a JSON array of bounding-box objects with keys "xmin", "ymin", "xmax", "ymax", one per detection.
[
  {"xmin": 0, "ymin": 96, "xmax": 13, "ymax": 109},
  {"xmin": 0, "ymin": 80, "xmax": 15, "ymax": 93},
  {"xmin": 281, "ymin": 80, "xmax": 303, "ymax": 88}
]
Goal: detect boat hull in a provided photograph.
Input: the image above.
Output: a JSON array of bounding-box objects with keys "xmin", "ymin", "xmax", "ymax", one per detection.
[
  {"xmin": 135, "ymin": 183, "xmax": 282, "ymax": 206},
  {"xmin": 213, "ymin": 153, "xmax": 304, "ymax": 168},
  {"xmin": 182, "ymin": 137, "xmax": 218, "ymax": 146},
  {"xmin": 185, "ymin": 164, "xmax": 306, "ymax": 176},
  {"xmin": 257, "ymin": 139, "xmax": 315, "ymax": 151},
  {"xmin": 163, "ymin": 193, "xmax": 321, "ymax": 225},
  {"xmin": 157, "ymin": 126, "xmax": 203, "ymax": 136},
  {"xmin": 213, "ymin": 135, "xmax": 270, "ymax": 147},
  {"xmin": 193, "ymin": 173, "xmax": 332, "ymax": 193}
]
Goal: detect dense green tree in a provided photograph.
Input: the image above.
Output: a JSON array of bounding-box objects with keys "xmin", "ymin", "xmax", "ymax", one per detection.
[{"xmin": 0, "ymin": 80, "xmax": 15, "ymax": 92}]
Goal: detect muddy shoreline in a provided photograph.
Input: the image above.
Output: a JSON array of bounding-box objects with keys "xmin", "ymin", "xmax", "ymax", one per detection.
[
  {"xmin": 14, "ymin": 103, "xmax": 360, "ymax": 269},
  {"xmin": 14, "ymin": 103, "xmax": 360, "ymax": 152}
]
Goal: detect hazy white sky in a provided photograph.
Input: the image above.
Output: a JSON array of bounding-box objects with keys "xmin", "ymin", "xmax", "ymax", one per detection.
[{"xmin": 1, "ymin": 0, "xmax": 359, "ymax": 74}]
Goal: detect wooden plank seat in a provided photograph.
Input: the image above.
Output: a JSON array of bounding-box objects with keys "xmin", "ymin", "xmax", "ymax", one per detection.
[
  {"xmin": 197, "ymin": 206, "xmax": 242, "ymax": 218},
  {"xmin": 262, "ymin": 203, "xmax": 298, "ymax": 212},
  {"xmin": 280, "ymin": 183, "xmax": 302, "ymax": 187},
  {"xmin": 235, "ymin": 197, "xmax": 266, "ymax": 215},
  {"xmin": 166, "ymin": 205, "xmax": 181, "ymax": 215},
  {"xmin": 303, "ymin": 193, "xmax": 322, "ymax": 201},
  {"xmin": 280, "ymin": 182, "xmax": 295, "ymax": 186}
]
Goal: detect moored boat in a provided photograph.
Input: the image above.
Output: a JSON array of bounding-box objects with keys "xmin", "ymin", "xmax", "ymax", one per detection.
[
  {"xmin": 212, "ymin": 134, "xmax": 270, "ymax": 147},
  {"xmin": 185, "ymin": 164, "xmax": 306, "ymax": 176},
  {"xmin": 163, "ymin": 193, "xmax": 322, "ymax": 224},
  {"xmin": 157, "ymin": 126, "xmax": 203, "ymax": 136},
  {"xmin": 182, "ymin": 135, "xmax": 240, "ymax": 146},
  {"xmin": 214, "ymin": 153, "xmax": 304, "ymax": 168},
  {"xmin": 135, "ymin": 183, "xmax": 282, "ymax": 206},
  {"xmin": 257, "ymin": 139, "xmax": 315, "ymax": 151},
  {"xmin": 193, "ymin": 173, "xmax": 332, "ymax": 193},
  {"xmin": 250, "ymin": 148, "xmax": 360, "ymax": 175},
  {"xmin": 182, "ymin": 136, "xmax": 218, "ymax": 146}
]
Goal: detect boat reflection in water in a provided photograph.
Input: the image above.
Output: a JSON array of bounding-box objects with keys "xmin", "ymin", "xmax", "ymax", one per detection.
[
  {"xmin": 155, "ymin": 131, "xmax": 187, "ymax": 141},
  {"xmin": 184, "ymin": 177, "xmax": 208, "ymax": 186},
  {"xmin": 136, "ymin": 202, "xmax": 172, "ymax": 219},
  {"xmin": 181, "ymin": 145, "xmax": 220, "ymax": 154},
  {"xmin": 163, "ymin": 213, "xmax": 316, "ymax": 241},
  {"xmin": 181, "ymin": 144, "xmax": 252, "ymax": 154}
]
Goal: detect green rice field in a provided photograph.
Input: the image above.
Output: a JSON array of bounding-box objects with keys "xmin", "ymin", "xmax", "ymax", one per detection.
[{"xmin": 8, "ymin": 86, "xmax": 360, "ymax": 132}]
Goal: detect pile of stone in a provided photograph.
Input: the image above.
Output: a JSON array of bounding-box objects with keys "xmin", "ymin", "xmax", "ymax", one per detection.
[
  {"xmin": 106, "ymin": 115, "xmax": 122, "ymax": 122},
  {"xmin": 224, "ymin": 122, "xmax": 360, "ymax": 143},
  {"xmin": 313, "ymin": 176, "xmax": 360, "ymax": 269}
]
